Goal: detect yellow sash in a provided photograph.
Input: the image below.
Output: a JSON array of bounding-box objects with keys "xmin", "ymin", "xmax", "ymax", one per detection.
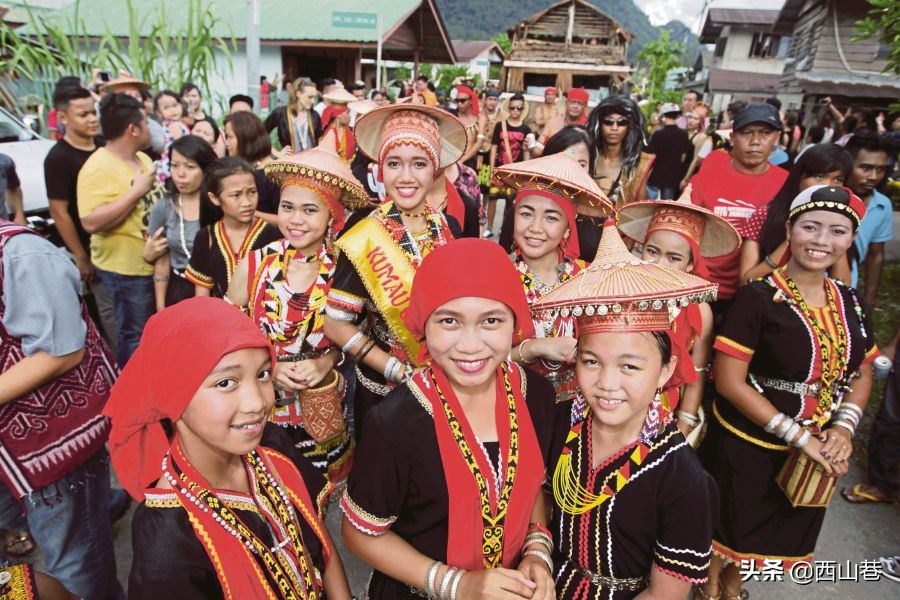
[{"xmin": 335, "ymin": 219, "xmax": 423, "ymax": 364}]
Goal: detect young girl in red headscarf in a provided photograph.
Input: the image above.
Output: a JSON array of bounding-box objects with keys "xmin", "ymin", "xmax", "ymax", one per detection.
[
  {"xmin": 105, "ymin": 297, "xmax": 350, "ymax": 598},
  {"xmin": 341, "ymin": 239, "xmax": 567, "ymax": 600},
  {"xmin": 493, "ymin": 153, "xmax": 613, "ymax": 404},
  {"xmin": 323, "ymin": 105, "xmax": 466, "ymax": 430},
  {"xmin": 618, "ymin": 186, "xmax": 740, "ymax": 443}
]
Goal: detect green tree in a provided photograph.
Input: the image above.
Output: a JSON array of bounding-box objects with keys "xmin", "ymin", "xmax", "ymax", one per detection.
[
  {"xmin": 492, "ymin": 32, "xmax": 512, "ymax": 55},
  {"xmin": 853, "ymin": 0, "xmax": 900, "ymax": 75},
  {"xmin": 0, "ymin": 0, "xmax": 234, "ymax": 112},
  {"xmin": 635, "ymin": 30, "xmax": 685, "ymax": 105}
]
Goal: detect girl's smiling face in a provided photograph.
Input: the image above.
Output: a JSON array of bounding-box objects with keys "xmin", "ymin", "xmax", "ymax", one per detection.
[{"xmin": 381, "ymin": 143, "xmax": 435, "ymax": 213}]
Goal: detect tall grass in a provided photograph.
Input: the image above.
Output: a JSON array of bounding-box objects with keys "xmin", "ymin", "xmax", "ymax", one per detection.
[{"xmin": 0, "ymin": 0, "xmax": 235, "ymax": 109}]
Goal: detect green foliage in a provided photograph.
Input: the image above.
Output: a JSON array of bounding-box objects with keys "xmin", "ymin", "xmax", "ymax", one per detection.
[
  {"xmin": 433, "ymin": 64, "xmax": 479, "ymax": 96},
  {"xmin": 635, "ymin": 30, "xmax": 686, "ymax": 105},
  {"xmin": 392, "ymin": 66, "xmax": 412, "ymax": 83},
  {"xmin": 0, "ymin": 0, "xmax": 235, "ymax": 109},
  {"xmin": 853, "ymin": 0, "xmax": 900, "ymax": 75},
  {"xmin": 492, "ymin": 32, "xmax": 512, "ymax": 55}
]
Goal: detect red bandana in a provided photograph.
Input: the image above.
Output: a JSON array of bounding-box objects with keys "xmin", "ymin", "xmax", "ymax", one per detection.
[{"xmin": 104, "ymin": 297, "xmax": 277, "ymax": 502}]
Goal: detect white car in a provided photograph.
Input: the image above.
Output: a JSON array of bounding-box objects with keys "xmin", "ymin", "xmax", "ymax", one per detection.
[{"xmin": 0, "ymin": 107, "xmax": 55, "ymax": 216}]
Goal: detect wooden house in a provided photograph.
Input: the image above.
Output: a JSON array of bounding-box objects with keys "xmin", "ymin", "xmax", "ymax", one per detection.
[
  {"xmin": 774, "ymin": 0, "xmax": 898, "ymax": 121},
  {"xmin": 500, "ymin": 0, "xmax": 633, "ymax": 100}
]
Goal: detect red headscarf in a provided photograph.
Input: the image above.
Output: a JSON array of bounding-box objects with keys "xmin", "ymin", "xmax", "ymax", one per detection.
[
  {"xmin": 104, "ymin": 297, "xmax": 277, "ymax": 502},
  {"xmin": 321, "ymin": 103, "xmax": 347, "ymax": 129},
  {"xmin": 455, "ymin": 85, "xmax": 479, "ymax": 116},
  {"xmin": 403, "ymin": 238, "xmax": 534, "ymax": 358},
  {"xmin": 514, "ymin": 188, "xmax": 581, "ymax": 260}
]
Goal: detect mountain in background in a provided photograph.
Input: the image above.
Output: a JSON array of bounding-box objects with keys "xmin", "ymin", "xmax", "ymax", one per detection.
[{"xmin": 436, "ymin": 0, "xmax": 700, "ymax": 60}]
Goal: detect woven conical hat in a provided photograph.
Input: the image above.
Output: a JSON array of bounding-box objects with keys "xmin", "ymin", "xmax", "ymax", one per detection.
[
  {"xmin": 534, "ymin": 220, "xmax": 717, "ymax": 318},
  {"xmin": 322, "ymin": 87, "xmax": 358, "ymax": 104},
  {"xmin": 349, "ymin": 98, "xmax": 378, "ymax": 116},
  {"xmin": 354, "ymin": 104, "xmax": 467, "ymax": 167},
  {"xmin": 617, "ymin": 185, "xmax": 740, "ymax": 257},
  {"xmin": 100, "ymin": 73, "xmax": 149, "ymax": 93},
  {"xmin": 264, "ymin": 147, "xmax": 369, "ymax": 210},
  {"xmin": 493, "ymin": 153, "xmax": 612, "ymax": 211}
]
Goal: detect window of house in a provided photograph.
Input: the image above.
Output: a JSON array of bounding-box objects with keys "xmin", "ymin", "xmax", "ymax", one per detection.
[
  {"xmin": 749, "ymin": 33, "xmax": 782, "ymax": 58},
  {"xmin": 714, "ymin": 38, "xmax": 727, "ymax": 58}
]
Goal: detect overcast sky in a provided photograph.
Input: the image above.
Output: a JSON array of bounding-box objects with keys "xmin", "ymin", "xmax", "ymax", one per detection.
[{"xmin": 634, "ymin": 0, "xmax": 787, "ymax": 33}]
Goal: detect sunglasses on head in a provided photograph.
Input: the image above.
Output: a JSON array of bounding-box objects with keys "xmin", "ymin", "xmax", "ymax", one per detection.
[{"xmin": 602, "ymin": 118, "xmax": 628, "ymax": 127}]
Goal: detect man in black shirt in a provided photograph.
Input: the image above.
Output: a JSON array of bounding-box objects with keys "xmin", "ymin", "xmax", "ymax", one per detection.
[
  {"xmin": 44, "ymin": 85, "xmax": 118, "ymax": 343},
  {"xmin": 646, "ymin": 103, "xmax": 692, "ymax": 200}
]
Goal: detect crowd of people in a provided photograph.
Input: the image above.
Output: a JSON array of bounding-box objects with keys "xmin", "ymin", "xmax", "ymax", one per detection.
[{"xmin": 0, "ymin": 66, "xmax": 897, "ymax": 600}]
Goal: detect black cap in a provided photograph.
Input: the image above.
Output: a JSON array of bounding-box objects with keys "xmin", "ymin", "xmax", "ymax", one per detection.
[
  {"xmin": 733, "ymin": 102, "xmax": 783, "ymax": 131},
  {"xmin": 485, "ymin": 88, "xmax": 501, "ymax": 98}
]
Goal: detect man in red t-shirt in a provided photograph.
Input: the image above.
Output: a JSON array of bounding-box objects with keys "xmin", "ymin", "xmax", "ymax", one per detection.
[{"xmin": 689, "ymin": 103, "xmax": 787, "ymax": 305}]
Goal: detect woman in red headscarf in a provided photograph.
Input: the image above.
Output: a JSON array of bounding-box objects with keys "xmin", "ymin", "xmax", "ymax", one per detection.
[
  {"xmin": 340, "ymin": 239, "xmax": 566, "ymax": 600},
  {"xmin": 618, "ymin": 186, "xmax": 740, "ymax": 445},
  {"xmin": 105, "ymin": 297, "xmax": 350, "ymax": 598},
  {"xmin": 323, "ymin": 105, "xmax": 467, "ymax": 430},
  {"xmin": 493, "ymin": 153, "xmax": 613, "ymax": 404}
]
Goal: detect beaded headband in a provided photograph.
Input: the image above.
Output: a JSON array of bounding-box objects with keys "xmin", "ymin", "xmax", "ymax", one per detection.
[
  {"xmin": 378, "ymin": 110, "xmax": 442, "ymax": 169},
  {"xmin": 788, "ymin": 185, "xmax": 865, "ymax": 229}
]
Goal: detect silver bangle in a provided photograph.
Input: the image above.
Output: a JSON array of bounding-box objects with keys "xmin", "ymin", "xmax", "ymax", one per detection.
[
  {"xmin": 834, "ymin": 411, "xmax": 860, "ymax": 427},
  {"xmin": 438, "ymin": 567, "xmax": 455, "ymax": 600},
  {"xmin": 838, "ymin": 402, "xmax": 863, "ymax": 416},
  {"xmin": 775, "ymin": 417, "xmax": 794, "ymax": 439},
  {"xmin": 523, "ymin": 549, "xmax": 553, "ymax": 573},
  {"xmin": 764, "ymin": 413, "xmax": 785, "ymax": 434},
  {"xmin": 342, "ymin": 331, "xmax": 364, "ymax": 353},
  {"xmin": 677, "ymin": 411, "xmax": 700, "ymax": 427},
  {"xmin": 791, "ymin": 429, "xmax": 811, "ymax": 448},
  {"xmin": 781, "ymin": 422, "xmax": 800, "ymax": 444},
  {"xmin": 831, "ymin": 419, "xmax": 856, "ymax": 437},
  {"xmin": 525, "ymin": 531, "xmax": 554, "ymax": 553},
  {"xmin": 383, "ymin": 356, "xmax": 399, "ymax": 381},
  {"xmin": 449, "ymin": 569, "xmax": 465, "ymax": 600},
  {"xmin": 425, "ymin": 560, "xmax": 441, "ymax": 598}
]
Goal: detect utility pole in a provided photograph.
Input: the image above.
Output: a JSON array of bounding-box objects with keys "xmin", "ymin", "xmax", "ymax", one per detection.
[
  {"xmin": 247, "ymin": 0, "xmax": 261, "ymax": 109},
  {"xmin": 375, "ymin": 13, "xmax": 383, "ymax": 90}
]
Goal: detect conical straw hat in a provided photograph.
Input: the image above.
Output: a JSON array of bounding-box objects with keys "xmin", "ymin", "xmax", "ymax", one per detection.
[
  {"xmin": 348, "ymin": 98, "xmax": 378, "ymax": 116},
  {"xmin": 264, "ymin": 147, "xmax": 369, "ymax": 210},
  {"xmin": 100, "ymin": 73, "xmax": 150, "ymax": 93},
  {"xmin": 322, "ymin": 87, "xmax": 358, "ymax": 104},
  {"xmin": 493, "ymin": 153, "xmax": 613, "ymax": 212},
  {"xmin": 617, "ymin": 184, "xmax": 740, "ymax": 257},
  {"xmin": 533, "ymin": 220, "xmax": 717, "ymax": 329},
  {"xmin": 354, "ymin": 104, "xmax": 468, "ymax": 167}
]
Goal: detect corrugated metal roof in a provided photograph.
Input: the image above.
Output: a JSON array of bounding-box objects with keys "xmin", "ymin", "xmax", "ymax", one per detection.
[
  {"xmin": 797, "ymin": 71, "xmax": 900, "ymax": 100},
  {"xmin": 452, "ymin": 40, "xmax": 502, "ymax": 61},
  {"xmin": 707, "ymin": 68, "xmax": 780, "ymax": 93},
  {"xmin": 23, "ymin": 0, "xmax": 420, "ymax": 42},
  {"xmin": 708, "ymin": 8, "xmax": 780, "ymax": 27}
]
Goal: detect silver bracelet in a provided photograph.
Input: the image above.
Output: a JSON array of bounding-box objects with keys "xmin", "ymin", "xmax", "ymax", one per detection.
[
  {"xmin": 425, "ymin": 560, "xmax": 441, "ymax": 598},
  {"xmin": 342, "ymin": 331, "xmax": 364, "ymax": 353},
  {"xmin": 525, "ymin": 531, "xmax": 554, "ymax": 554},
  {"xmin": 448, "ymin": 569, "xmax": 464, "ymax": 600},
  {"xmin": 834, "ymin": 411, "xmax": 860, "ymax": 427},
  {"xmin": 764, "ymin": 413, "xmax": 786, "ymax": 434},
  {"xmin": 677, "ymin": 411, "xmax": 700, "ymax": 427},
  {"xmin": 775, "ymin": 417, "xmax": 794, "ymax": 439},
  {"xmin": 838, "ymin": 403, "xmax": 863, "ymax": 416},
  {"xmin": 383, "ymin": 356, "xmax": 399, "ymax": 381},
  {"xmin": 831, "ymin": 419, "xmax": 856, "ymax": 437},
  {"xmin": 523, "ymin": 549, "xmax": 553, "ymax": 573},
  {"xmin": 438, "ymin": 567, "xmax": 455, "ymax": 600},
  {"xmin": 781, "ymin": 421, "xmax": 801, "ymax": 444},
  {"xmin": 790, "ymin": 429, "xmax": 811, "ymax": 448}
]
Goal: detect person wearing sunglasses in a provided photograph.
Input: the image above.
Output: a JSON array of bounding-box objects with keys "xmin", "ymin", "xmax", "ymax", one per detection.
[
  {"xmin": 485, "ymin": 94, "xmax": 533, "ymax": 238},
  {"xmin": 585, "ymin": 95, "xmax": 654, "ymax": 209}
]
